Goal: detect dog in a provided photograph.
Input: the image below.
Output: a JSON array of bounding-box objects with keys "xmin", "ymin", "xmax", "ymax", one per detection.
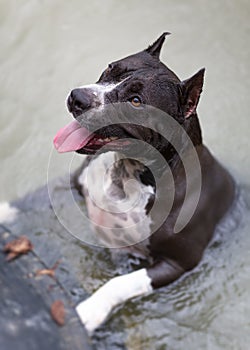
[{"xmin": 53, "ymin": 33, "xmax": 235, "ymax": 334}]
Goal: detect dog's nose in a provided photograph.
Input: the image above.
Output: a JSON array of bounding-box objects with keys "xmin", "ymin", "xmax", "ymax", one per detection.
[{"xmin": 67, "ymin": 88, "xmax": 92, "ymax": 116}]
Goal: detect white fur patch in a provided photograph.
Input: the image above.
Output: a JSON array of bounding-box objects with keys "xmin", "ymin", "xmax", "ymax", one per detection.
[
  {"xmin": 68, "ymin": 78, "xmax": 129, "ymax": 111},
  {"xmin": 0, "ymin": 202, "xmax": 18, "ymax": 223},
  {"xmin": 76, "ymin": 268, "xmax": 152, "ymax": 334},
  {"xmin": 78, "ymin": 153, "xmax": 154, "ymax": 248}
]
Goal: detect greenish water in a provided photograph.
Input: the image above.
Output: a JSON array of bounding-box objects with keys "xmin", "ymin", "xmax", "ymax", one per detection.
[{"xmin": 1, "ymin": 1, "xmax": 250, "ymax": 349}]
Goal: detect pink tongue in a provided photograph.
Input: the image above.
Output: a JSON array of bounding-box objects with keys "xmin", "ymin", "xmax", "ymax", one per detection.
[{"xmin": 53, "ymin": 120, "xmax": 91, "ymax": 153}]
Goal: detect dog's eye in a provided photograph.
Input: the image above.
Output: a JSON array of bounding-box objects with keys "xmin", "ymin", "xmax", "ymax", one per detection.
[{"xmin": 130, "ymin": 97, "xmax": 141, "ymax": 108}]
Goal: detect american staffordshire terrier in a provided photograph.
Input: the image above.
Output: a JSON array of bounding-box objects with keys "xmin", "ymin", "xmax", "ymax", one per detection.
[{"xmin": 53, "ymin": 33, "xmax": 235, "ymax": 333}]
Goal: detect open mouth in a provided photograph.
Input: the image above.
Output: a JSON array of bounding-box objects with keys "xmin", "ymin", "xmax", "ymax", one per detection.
[{"xmin": 53, "ymin": 119, "xmax": 130, "ymax": 154}]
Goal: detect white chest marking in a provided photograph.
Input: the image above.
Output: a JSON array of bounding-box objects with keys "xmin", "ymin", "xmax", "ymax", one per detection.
[{"xmin": 78, "ymin": 152, "xmax": 154, "ymax": 248}]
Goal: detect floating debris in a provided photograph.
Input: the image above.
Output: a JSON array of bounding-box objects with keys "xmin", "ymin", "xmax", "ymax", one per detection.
[
  {"xmin": 50, "ymin": 300, "xmax": 65, "ymax": 326},
  {"xmin": 3, "ymin": 235, "xmax": 33, "ymax": 261},
  {"xmin": 35, "ymin": 260, "xmax": 61, "ymax": 279}
]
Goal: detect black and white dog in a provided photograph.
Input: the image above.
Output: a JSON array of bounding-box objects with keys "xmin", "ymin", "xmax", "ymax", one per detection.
[
  {"xmin": 53, "ymin": 33, "xmax": 235, "ymax": 333},
  {"xmin": 1, "ymin": 33, "xmax": 235, "ymax": 335}
]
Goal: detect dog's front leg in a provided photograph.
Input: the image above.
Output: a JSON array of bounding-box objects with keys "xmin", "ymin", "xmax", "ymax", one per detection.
[
  {"xmin": 76, "ymin": 269, "xmax": 152, "ymax": 334},
  {"xmin": 76, "ymin": 261, "xmax": 184, "ymax": 334}
]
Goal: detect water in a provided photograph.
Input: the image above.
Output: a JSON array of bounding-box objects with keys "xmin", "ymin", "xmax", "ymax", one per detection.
[{"xmin": 1, "ymin": 0, "xmax": 250, "ymax": 349}]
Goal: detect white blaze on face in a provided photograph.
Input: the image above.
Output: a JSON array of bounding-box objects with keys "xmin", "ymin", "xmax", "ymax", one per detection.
[{"xmin": 66, "ymin": 77, "xmax": 130, "ymax": 110}]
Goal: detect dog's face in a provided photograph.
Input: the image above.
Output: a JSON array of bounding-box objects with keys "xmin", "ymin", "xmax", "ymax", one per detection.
[{"xmin": 54, "ymin": 33, "xmax": 205, "ymax": 156}]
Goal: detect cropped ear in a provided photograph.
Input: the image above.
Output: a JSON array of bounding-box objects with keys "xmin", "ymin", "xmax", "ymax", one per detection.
[
  {"xmin": 145, "ymin": 32, "xmax": 171, "ymax": 59},
  {"xmin": 180, "ymin": 68, "xmax": 205, "ymax": 118}
]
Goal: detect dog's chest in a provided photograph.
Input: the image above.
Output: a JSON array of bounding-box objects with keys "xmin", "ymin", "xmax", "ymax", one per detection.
[{"xmin": 77, "ymin": 153, "xmax": 154, "ymax": 250}]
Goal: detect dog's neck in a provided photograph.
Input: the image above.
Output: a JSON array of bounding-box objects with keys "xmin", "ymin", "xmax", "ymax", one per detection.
[{"xmin": 142, "ymin": 113, "xmax": 203, "ymax": 178}]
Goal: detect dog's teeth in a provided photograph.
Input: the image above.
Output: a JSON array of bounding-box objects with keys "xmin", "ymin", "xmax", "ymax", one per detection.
[{"xmin": 102, "ymin": 137, "xmax": 118, "ymax": 142}]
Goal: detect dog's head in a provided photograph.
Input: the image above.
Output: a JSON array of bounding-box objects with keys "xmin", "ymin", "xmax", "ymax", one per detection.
[{"xmin": 54, "ymin": 33, "xmax": 205, "ymax": 157}]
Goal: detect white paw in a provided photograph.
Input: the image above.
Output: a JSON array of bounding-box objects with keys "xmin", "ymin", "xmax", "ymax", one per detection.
[
  {"xmin": 76, "ymin": 295, "xmax": 111, "ymax": 334},
  {"xmin": 75, "ymin": 269, "xmax": 152, "ymax": 334}
]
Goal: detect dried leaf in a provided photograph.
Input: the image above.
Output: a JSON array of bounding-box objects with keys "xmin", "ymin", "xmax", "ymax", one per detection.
[
  {"xmin": 35, "ymin": 260, "xmax": 61, "ymax": 279},
  {"xmin": 3, "ymin": 236, "xmax": 33, "ymax": 261},
  {"xmin": 36, "ymin": 269, "xmax": 55, "ymax": 278},
  {"xmin": 50, "ymin": 300, "xmax": 65, "ymax": 326}
]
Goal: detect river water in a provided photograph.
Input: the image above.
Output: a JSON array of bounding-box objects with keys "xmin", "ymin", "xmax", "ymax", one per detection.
[{"xmin": 1, "ymin": 1, "xmax": 250, "ymax": 349}]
